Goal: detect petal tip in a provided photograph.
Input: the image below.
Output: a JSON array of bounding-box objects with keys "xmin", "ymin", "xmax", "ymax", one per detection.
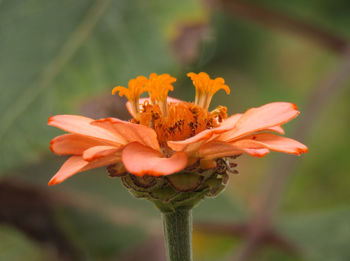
[
  {"xmin": 48, "ymin": 116, "xmax": 55, "ymax": 125},
  {"xmin": 298, "ymin": 146, "xmax": 308, "ymax": 155},
  {"xmin": 49, "ymin": 143, "xmax": 55, "ymax": 153},
  {"xmin": 48, "ymin": 178, "xmax": 58, "ymax": 186}
]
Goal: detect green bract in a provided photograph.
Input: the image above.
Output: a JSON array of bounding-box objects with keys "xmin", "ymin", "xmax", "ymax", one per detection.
[{"xmin": 112, "ymin": 157, "xmax": 238, "ymax": 213}]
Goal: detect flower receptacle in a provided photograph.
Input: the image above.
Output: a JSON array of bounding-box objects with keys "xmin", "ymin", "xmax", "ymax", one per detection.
[{"xmin": 117, "ymin": 157, "xmax": 238, "ymax": 213}]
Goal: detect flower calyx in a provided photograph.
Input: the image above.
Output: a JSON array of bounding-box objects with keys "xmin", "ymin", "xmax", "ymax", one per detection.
[{"xmin": 109, "ymin": 157, "xmax": 238, "ymax": 213}]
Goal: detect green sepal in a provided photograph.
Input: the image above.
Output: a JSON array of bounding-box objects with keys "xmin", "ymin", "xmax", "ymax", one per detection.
[
  {"xmin": 119, "ymin": 157, "xmax": 236, "ymax": 212},
  {"xmin": 166, "ymin": 172, "xmax": 203, "ymax": 192}
]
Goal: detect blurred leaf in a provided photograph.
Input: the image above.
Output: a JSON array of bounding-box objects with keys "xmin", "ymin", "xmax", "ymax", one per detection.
[
  {"xmin": 193, "ymin": 230, "xmax": 238, "ymax": 261},
  {"xmin": 56, "ymin": 207, "xmax": 146, "ymax": 259},
  {"xmin": 249, "ymin": 0, "xmax": 350, "ymax": 37},
  {"xmin": 258, "ymin": 247, "xmax": 304, "ymax": 261},
  {"xmin": 282, "ymin": 87, "xmax": 350, "ymax": 212},
  {"xmin": 280, "ymin": 208, "xmax": 350, "ymax": 261},
  {"xmin": 0, "ymin": 179, "xmax": 81, "ymax": 260},
  {"xmin": 0, "ymin": 0, "xmax": 207, "ymax": 174},
  {"xmin": 0, "ymin": 225, "xmax": 46, "ymax": 261}
]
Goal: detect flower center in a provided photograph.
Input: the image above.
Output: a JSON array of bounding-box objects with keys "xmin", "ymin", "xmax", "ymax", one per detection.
[
  {"xmin": 113, "ymin": 72, "xmax": 230, "ymax": 151},
  {"xmin": 133, "ymin": 101, "xmax": 227, "ymax": 149}
]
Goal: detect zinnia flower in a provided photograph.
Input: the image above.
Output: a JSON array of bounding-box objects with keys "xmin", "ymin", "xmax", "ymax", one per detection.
[{"xmin": 48, "ymin": 72, "xmax": 307, "ymax": 185}]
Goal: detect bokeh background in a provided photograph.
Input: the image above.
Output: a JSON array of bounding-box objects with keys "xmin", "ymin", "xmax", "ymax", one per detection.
[{"xmin": 1, "ymin": 0, "xmax": 350, "ymax": 260}]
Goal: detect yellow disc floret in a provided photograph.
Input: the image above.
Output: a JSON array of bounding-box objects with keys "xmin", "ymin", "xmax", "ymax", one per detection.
[
  {"xmin": 187, "ymin": 72, "xmax": 230, "ymax": 110},
  {"xmin": 112, "ymin": 76, "xmax": 148, "ymax": 117},
  {"xmin": 144, "ymin": 73, "xmax": 176, "ymax": 116},
  {"xmin": 112, "ymin": 72, "xmax": 229, "ymax": 153}
]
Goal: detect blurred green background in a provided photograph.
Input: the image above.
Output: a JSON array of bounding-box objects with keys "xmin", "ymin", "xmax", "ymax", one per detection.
[{"xmin": 0, "ymin": 0, "xmax": 350, "ymax": 260}]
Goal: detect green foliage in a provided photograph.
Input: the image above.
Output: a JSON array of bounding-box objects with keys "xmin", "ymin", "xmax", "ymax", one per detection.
[
  {"xmin": 0, "ymin": 225, "xmax": 45, "ymax": 261},
  {"xmin": 0, "ymin": 0, "xmax": 206, "ymax": 173},
  {"xmin": 193, "ymin": 231, "xmax": 238, "ymax": 261},
  {"xmin": 283, "ymin": 87, "xmax": 350, "ymax": 211},
  {"xmin": 280, "ymin": 208, "xmax": 350, "ymax": 261},
  {"xmin": 56, "ymin": 207, "xmax": 146, "ymax": 259}
]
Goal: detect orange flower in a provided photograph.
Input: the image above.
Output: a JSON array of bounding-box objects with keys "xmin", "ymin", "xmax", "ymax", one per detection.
[{"xmin": 48, "ymin": 72, "xmax": 307, "ymax": 185}]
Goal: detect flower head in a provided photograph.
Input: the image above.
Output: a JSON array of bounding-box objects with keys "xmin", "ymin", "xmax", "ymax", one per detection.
[{"xmin": 48, "ymin": 72, "xmax": 307, "ymax": 186}]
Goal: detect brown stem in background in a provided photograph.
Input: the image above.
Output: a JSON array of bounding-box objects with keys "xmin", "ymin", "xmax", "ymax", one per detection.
[
  {"xmin": 0, "ymin": 178, "xmax": 161, "ymax": 260},
  {"xmin": 220, "ymin": 0, "xmax": 349, "ymax": 54},
  {"xmin": 195, "ymin": 222, "xmax": 298, "ymax": 256},
  {"xmin": 0, "ymin": 180, "xmax": 82, "ymax": 260}
]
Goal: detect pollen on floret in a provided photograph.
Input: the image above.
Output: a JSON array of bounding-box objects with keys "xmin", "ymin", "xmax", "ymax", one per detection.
[
  {"xmin": 112, "ymin": 76, "xmax": 148, "ymax": 117},
  {"xmin": 187, "ymin": 72, "xmax": 230, "ymax": 95},
  {"xmin": 134, "ymin": 101, "xmax": 227, "ymax": 148},
  {"xmin": 187, "ymin": 72, "xmax": 230, "ymax": 110},
  {"xmin": 112, "ymin": 76, "xmax": 148, "ymax": 101},
  {"xmin": 144, "ymin": 73, "xmax": 176, "ymax": 103}
]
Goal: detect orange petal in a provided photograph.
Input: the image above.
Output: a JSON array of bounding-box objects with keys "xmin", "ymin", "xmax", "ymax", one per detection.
[
  {"xmin": 199, "ymin": 141, "xmax": 269, "ymax": 159},
  {"xmin": 167, "ymin": 113, "xmax": 242, "ymax": 152},
  {"xmin": 233, "ymin": 133, "xmax": 308, "ymax": 155},
  {"xmin": 122, "ymin": 142, "xmax": 188, "ymax": 176},
  {"xmin": 82, "ymin": 145, "xmax": 121, "ymax": 162},
  {"xmin": 48, "ymin": 115, "xmax": 123, "ymax": 144},
  {"xmin": 82, "ymin": 154, "xmax": 121, "ymax": 171},
  {"xmin": 266, "ymin": 125, "xmax": 284, "ymax": 134},
  {"xmin": 126, "ymin": 96, "xmax": 183, "ymax": 118},
  {"xmin": 91, "ymin": 118, "xmax": 160, "ymax": 151},
  {"xmin": 48, "ymin": 156, "xmax": 88, "ymax": 185},
  {"xmin": 50, "ymin": 134, "xmax": 107, "ymax": 155},
  {"xmin": 216, "ymin": 113, "xmax": 242, "ymax": 131},
  {"xmin": 243, "ymin": 148, "xmax": 270, "ymax": 157},
  {"xmin": 199, "ymin": 141, "xmax": 243, "ymax": 159},
  {"xmin": 48, "ymin": 155, "xmax": 121, "ymax": 186},
  {"xmin": 219, "ymin": 102, "xmax": 299, "ymax": 142},
  {"xmin": 168, "ymin": 129, "xmax": 213, "ymax": 152}
]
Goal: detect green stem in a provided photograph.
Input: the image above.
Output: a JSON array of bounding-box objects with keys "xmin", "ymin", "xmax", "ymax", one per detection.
[{"xmin": 161, "ymin": 209, "xmax": 193, "ymax": 261}]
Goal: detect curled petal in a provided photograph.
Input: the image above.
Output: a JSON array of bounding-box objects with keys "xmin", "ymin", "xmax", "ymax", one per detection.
[
  {"xmin": 48, "ymin": 115, "xmax": 123, "ymax": 144},
  {"xmin": 219, "ymin": 102, "xmax": 299, "ymax": 142},
  {"xmin": 122, "ymin": 142, "xmax": 188, "ymax": 176},
  {"xmin": 168, "ymin": 113, "xmax": 242, "ymax": 152},
  {"xmin": 168, "ymin": 130, "xmax": 213, "ymax": 152},
  {"xmin": 48, "ymin": 155, "xmax": 121, "ymax": 186},
  {"xmin": 50, "ymin": 134, "xmax": 106, "ymax": 155},
  {"xmin": 217, "ymin": 113, "xmax": 242, "ymax": 130},
  {"xmin": 266, "ymin": 125, "xmax": 285, "ymax": 134},
  {"xmin": 199, "ymin": 141, "xmax": 243, "ymax": 159},
  {"xmin": 91, "ymin": 118, "xmax": 160, "ymax": 151},
  {"xmin": 82, "ymin": 145, "xmax": 121, "ymax": 162},
  {"xmin": 199, "ymin": 141, "xmax": 269, "ymax": 159},
  {"xmin": 233, "ymin": 133, "xmax": 308, "ymax": 155}
]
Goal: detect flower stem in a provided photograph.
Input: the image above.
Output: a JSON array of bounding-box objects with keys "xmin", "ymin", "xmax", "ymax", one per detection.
[{"xmin": 161, "ymin": 209, "xmax": 193, "ymax": 261}]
